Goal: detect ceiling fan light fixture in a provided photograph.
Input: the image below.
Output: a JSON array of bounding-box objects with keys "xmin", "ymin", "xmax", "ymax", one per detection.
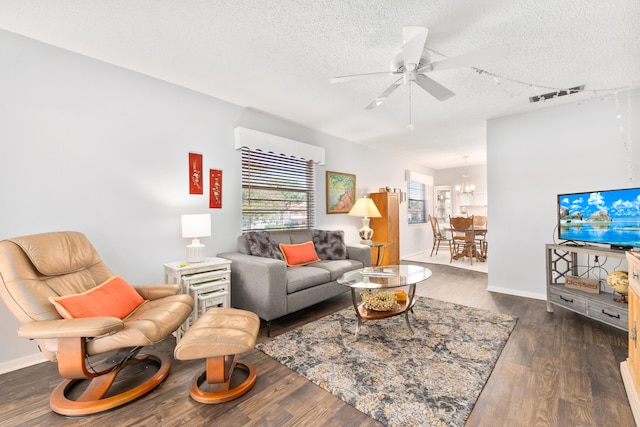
[
  {"xmin": 331, "ymin": 26, "xmax": 506, "ymax": 112},
  {"xmin": 456, "ymin": 156, "xmax": 475, "ymax": 195}
]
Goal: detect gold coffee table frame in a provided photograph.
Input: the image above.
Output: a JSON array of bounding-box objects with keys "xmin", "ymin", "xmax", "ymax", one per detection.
[{"xmin": 338, "ymin": 265, "xmax": 432, "ymax": 340}]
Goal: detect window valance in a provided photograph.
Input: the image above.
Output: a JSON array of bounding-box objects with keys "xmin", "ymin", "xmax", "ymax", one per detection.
[{"xmin": 234, "ymin": 127, "xmax": 325, "ymax": 165}]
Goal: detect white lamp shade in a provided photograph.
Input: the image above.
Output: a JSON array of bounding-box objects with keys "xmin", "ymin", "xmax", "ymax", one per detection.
[
  {"xmin": 348, "ymin": 197, "xmax": 382, "ymax": 218},
  {"xmin": 181, "ymin": 214, "xmax": 211, "ymax": 238}
]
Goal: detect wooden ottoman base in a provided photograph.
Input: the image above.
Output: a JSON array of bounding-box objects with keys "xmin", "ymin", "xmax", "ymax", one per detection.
[
  {"xmin": 190, "ymin": 354, "xmax": 257, "ymax": 404},
  {"xmin": 174, "ymin": 308, "xmax": 260, "ymax": 405}
]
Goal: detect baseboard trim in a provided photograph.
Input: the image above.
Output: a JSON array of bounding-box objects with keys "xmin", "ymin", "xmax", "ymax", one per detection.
[
  {"xmin": 402, "ymin": 250, "xmax": 429, "ymax": 259},
  {"xmin": 486, "ymin": 285, "xmax": 546, "ymax": 301},
  {"xmin": 0, "ymin": 352, "xmax": 47, "ymax": 375}
]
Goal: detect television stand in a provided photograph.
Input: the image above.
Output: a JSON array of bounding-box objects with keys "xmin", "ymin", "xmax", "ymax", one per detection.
[
  {"xmin": 559, "ymin": 240, "xmax": 586, "ymax": 247},
  {"xmin": 545, "ymin": 244, "xmax": 628, "ymax": 331}
]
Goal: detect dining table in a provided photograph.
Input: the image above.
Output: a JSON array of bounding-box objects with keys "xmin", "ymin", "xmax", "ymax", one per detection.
[{"xmin": 444, "ymin": 226, "xmax": 488, "ymax": 262}]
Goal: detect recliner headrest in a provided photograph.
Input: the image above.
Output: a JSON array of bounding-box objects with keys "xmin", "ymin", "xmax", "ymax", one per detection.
[{"xmin": 7, "ymin": 231, "xmax": 102, "ymax": 276}]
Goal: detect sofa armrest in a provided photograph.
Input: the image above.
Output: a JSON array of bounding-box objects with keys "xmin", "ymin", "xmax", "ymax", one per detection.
[
  {"xmin": 347, "ymin": 244, "xmax": 372, "ymax": 267},
  {"xmin": 217, "ymin": 252, "xmax": 288, "ymax": 321}
]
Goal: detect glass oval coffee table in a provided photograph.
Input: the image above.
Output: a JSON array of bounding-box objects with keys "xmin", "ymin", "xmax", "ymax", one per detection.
[{"xmin": 337, "ymin": 264, "xmax": 432, "ymax": 340}]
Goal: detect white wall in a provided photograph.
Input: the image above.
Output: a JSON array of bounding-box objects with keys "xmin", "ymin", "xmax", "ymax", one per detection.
[
  {"xmin": 0, "ymin": 30, "xmax": 433, "ymax": 370},
  {"xmin": 487, "ymin": 89, "xmax": 640, "ymax": 298},
  {"xmin": 434, "ymin": 164, "xmax": 488, "ymax": 217}
]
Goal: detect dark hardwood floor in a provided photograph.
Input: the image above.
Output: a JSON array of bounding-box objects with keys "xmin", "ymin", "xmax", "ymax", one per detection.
[{"xmin": 0, "ymin": 262, "xmax": 634, "ymax": 426}]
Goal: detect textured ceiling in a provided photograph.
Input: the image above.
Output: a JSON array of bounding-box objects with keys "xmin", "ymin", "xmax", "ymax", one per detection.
[{"xmin": 1, "ymin": 0, "xmax": 638, "ymax": 169}]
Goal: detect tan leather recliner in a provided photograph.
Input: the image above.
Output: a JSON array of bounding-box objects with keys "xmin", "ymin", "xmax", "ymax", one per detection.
[{"xmin": 0, "ymin": 231, "xmax": 194, "ymax": 416}]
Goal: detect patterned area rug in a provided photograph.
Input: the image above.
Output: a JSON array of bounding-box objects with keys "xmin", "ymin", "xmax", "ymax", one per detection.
[{"xmin": 257, "ymin": 297, "xmax": 516, "ymax": 427}]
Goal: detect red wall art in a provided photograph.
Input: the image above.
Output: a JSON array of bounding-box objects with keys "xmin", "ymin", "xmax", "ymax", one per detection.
[
  {"xmin": 189, "ymin": 152, "xmax": 203, "ymax": 194},
  {"xmin": 210, "ymin": 169, "xmax": 222, "ymax": 208}
]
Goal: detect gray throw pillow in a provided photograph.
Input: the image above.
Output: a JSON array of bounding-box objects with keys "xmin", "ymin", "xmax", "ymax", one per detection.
[
  {"xmin": 244, "ymin": 231, "xmax": 285, "ymax": 261},
  {"xmin": 313, "ymin": 230, "xmax": 348, "ymax": 260}
]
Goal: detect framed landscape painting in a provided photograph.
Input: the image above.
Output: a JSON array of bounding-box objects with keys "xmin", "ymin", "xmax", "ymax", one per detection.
[{"xmin": 326, "ymin": 171, "xmax": 356, "ymax": 214}]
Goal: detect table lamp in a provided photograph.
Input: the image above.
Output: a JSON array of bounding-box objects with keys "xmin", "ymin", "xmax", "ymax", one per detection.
[
  {"xmin": 348, "ymin": 197, "xmax": 382, "ymax": 244},
  {"xmin": 181, "ymin": 214, "xmax": 211, "ymax": 263}
]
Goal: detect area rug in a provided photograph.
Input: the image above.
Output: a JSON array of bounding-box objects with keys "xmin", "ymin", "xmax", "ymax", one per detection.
[{"xmin": 257, "ymin": 297, "xmax": 516, "ymax": 427}]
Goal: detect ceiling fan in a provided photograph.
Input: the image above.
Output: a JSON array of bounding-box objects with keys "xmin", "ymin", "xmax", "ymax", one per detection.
[{"xmin": 330, "ymin": 26, "xmax": 507, "ymax": 110}]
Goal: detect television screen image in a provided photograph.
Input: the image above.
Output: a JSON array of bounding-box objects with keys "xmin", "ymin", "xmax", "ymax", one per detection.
[{"xmin": 558, "ymin": 187, "xmax": 640, "ymax": 249}]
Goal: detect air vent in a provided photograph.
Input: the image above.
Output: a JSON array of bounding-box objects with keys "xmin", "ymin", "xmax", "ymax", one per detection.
[{"xmin": 529, "ymin": 85, "xmax": 585, "ymax": 103}]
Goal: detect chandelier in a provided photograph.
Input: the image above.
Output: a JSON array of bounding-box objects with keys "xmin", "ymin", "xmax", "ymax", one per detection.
[{"xmin": 455, "ymin": 156, "xmax": 475, "ymax": 195}]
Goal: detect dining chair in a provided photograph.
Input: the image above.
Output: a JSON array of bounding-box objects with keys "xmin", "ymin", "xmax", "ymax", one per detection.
[
  {"xmin": 449, "ymin": 215, "xmax": 476, "ymax": 265},
  {"xmin": 473, "ymin": 216, "xmax": 488, "ymax": 261},
  {"xmin": 428, "ymin": 215, "xmax": 449, "ymax": 256}
]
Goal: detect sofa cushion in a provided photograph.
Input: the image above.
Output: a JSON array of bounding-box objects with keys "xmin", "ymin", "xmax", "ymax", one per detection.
[
  {"xmin": 244, "ymin": 231, "xmax": 285, "ymax": 261},
  {"xmin": 313, "ymin": 230, "xmax": 348, "ymax": 260},
  {"xmin": 313, "ymin": 259, "xmax": 365, "ymax": 281},
  {"xmin": 286, "ymin": 266, "xmax": 331, "ymax": 294},
  {"xmin": 279, "ymin": 242, "xmax": 320, "ymax": 266},
  {"xmin": 289, "ymin": 231, "xmax": 313, "ymax": 244}
]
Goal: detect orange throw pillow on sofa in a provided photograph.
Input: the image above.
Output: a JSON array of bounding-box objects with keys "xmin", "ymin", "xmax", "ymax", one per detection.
[
  {"xmin": 49, "ymin": 276, "xmax": 145, "ymax": 319},
  {"xmin": 279, "ymin": 241, "xmax": 321, "ymax": 267}
]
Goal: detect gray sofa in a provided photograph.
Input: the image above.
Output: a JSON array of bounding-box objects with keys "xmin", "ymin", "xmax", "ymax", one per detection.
[{"xmin": 218, "ymin": 229, "xmax": 371, "ymax": 335}]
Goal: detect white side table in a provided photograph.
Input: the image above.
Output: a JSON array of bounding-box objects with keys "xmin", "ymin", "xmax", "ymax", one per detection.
[{"xmin": 164, "ymin": 257, "xmax": 231, "ymax": 341}]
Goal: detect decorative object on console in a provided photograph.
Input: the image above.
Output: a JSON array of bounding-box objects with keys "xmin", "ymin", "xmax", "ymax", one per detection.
[
  {"xmin": 326, "ymin": 171, "xmax": 356, "ymax": 214},
  {"xmin": 209, "ymin": 169, "xmax": 222, "ymax": 208},
  {"xmin": 348, "ymin": 197, "xmax": 382, "ymax": 243},
  {"xmin": 455, "ymin": 155, "xmax": 475, "ymax": 195},
  {"xmin": 181, "ymin": 213, "xmax": 211, "ymax": 262},
  {"xmin": 189, "ymin": 152, "xmax": 203, "ymax": 194},
  {"xmin": 607, "ymin": 270, "xmax": 629, "ymax": 303},
  {"xmin": 564, "ymin": 275, "xmax": 600, "ymax": 294}
]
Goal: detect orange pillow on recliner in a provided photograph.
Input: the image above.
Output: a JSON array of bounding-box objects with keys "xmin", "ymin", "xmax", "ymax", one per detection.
[
  {"xmin": 279, "ymin": 241, "xmax": 321, "ymax": 267},
  {"xmin": 49, "ymin": 276, "xmax": 145, "ymax": 319}
]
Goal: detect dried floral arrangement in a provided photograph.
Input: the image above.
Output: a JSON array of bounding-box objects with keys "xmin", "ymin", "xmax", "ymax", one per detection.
[{"xmin": 360, "ymin": 290, "xmax": 397, "ymax": 311}]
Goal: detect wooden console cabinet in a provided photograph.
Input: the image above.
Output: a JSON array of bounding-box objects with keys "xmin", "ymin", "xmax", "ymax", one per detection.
[
  {"xmin": 369, "ymin": 192, "xmax": 399, "ymax": 266},
  {"xmin": 545, "ymin": 244, "xmax": 628, "ymax": 331},
  {"xmin": 622, "ymin": 251, "xmax": 640, "ymax": 425}
]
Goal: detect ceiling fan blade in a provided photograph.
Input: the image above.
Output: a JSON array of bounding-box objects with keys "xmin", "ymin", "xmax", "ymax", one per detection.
[
  {"xmin": 330, "ymin": 71, "xmax": 398, "ymax": 83},
  {"xmin": 420, "ymin": 45, "xmax": 509, "ymax": 73},
  {"xmin": 403, "ymin": 26, "xmax": 428, "ymax": 69},
  {"xmin": 415, "ymin": 75, "xmax": 455, "ymax": 101},
  {"xmin": 365, "ymin": 79, "xmax": 403, "ymax": 110}
]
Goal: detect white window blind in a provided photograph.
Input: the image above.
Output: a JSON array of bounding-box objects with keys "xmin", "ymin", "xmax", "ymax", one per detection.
[
  {"xmin": 241, "ymin": 147, "xmax": 315, "ymax": 231},
  {"xmin": 407, "ymin": 180, "xmax": 426, "ymax": 224}
]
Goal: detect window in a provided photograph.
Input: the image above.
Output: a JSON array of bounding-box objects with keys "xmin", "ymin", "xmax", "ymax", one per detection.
[
  {"xmin": 407, "ymin": 180, "xmax": 426, "ymax": 224},
  {"xmin": 242, "ymin": 147, "xmax": 315, "ymax": 231}
]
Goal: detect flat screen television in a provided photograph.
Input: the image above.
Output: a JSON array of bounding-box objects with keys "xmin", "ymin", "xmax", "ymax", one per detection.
[{"xmin": 558, "ymin": 187, "xmax": 640, "ymax": 250}]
